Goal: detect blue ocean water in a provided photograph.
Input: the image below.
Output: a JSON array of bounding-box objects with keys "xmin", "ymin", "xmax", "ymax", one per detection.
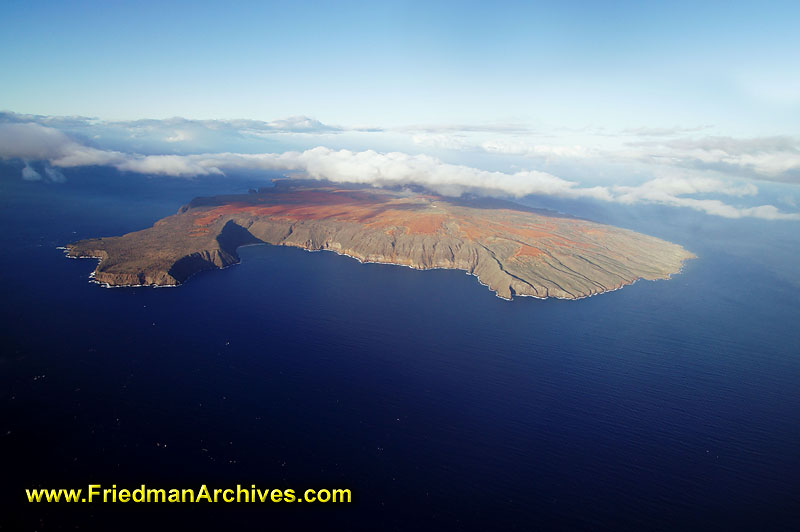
[{"xmin": 2, "ymin": 164, "xmax": 799, "ymax": 531}]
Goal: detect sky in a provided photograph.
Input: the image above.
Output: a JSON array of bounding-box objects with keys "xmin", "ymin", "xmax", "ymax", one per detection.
[
  {"xmin": 1, "ymin": 0, "xmax": 799, "ymax": 220},
  {"xmin": 1, "ymin": 0, "xmax": 798, "ymax": 130}
]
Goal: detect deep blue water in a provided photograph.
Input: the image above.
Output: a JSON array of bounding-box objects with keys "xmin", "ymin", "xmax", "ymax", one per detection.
[{"xmin": 2, "ymin": 164, "xmax": 800, "ymax": 531}]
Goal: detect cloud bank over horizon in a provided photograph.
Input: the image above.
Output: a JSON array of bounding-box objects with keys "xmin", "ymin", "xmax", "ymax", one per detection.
[{"xmin": 1, "ymin": 116, "xmax": 799, "ymax": 221}]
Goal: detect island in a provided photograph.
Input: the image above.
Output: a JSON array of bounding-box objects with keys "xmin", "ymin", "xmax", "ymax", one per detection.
[{"xmin": 65, "ymin": 182, "xmax": 695, "ymax": 300}]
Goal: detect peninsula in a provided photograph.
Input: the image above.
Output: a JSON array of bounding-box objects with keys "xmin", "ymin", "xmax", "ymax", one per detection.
[{"xmin": 65, "ymin": 183, "xmax": 695, "ymax": 300}]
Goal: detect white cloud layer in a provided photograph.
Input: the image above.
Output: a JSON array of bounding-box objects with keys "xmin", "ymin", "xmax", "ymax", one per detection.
[
  {"xmin": 629, "ymin": 136, "xmax": 800, "ymax": 181},
  {"xmin": 3, "ymin": 112, "xmax": 797, "ymax": 185},
  {"xmin": 21, "ymin": 162, "xmax": 42, "ymax": 181},
  {"xmin": 1, "ymin": 122, "xmax": 798, "ymax": 220},
  {"xmin": 482, "ymin": 139, "xmax": 595, "ymax": 159},
  {"xmin": 481, "ymin": 135, "xmax": 800, "ymax": 184},
  {"xmin": 0, "ymin": 112, "xmax": 342, "ymax": 135}
]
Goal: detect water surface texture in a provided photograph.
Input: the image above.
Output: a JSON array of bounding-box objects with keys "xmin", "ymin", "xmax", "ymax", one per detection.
[{"xmin": 2, "ymin": 166, "xmax": 799, "ymax": 531}]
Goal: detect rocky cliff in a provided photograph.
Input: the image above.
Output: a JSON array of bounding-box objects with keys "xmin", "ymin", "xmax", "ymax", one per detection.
[{"xmin": 66, "ymin": 184, "xmax": 695, "ymax": 300}]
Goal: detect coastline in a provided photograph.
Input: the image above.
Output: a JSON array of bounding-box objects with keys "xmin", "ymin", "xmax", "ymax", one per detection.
[{"xmin": 61, "ymin": 241, "xmax": 696, "ymax": 301}]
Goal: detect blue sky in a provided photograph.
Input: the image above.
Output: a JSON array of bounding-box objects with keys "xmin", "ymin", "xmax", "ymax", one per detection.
[
  {"xmin": 1, "ymin": 0, "xmax": 798, "ymax": 132},
  {"xmin": 1, "ymin": 1, "xmax": 799, "ymax": 220}
]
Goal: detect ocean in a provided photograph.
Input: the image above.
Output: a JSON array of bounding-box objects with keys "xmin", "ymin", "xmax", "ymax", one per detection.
[{"xmin": 2, "ymin": 164, "xmax": 799, "ymax": 531}]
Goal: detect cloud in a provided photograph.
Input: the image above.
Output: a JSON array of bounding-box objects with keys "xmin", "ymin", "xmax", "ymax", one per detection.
[
  {"xmin": 397, "ymin": 122, "xmax": 534, "ymax": 134},
  {"xmin": 18, "ymin": 160, "xmax": 66, "ymax": 183},
  {"xmin": 0, "ymin": 111, "xmax": 341, "ymax": 135},
  {"xmin": 482, "ymin": 139, "xmax": 594, "ymax": 159},
  {"xmin": 10, "ymin": 111, "xmax": 793, "ymax": 186},
  {"xmin": 263, "ymin": 116, "xmax": 340, "ymax": 133},
  {"xmin": 165, "ymin": 130, "xmax": 190, "ymax": 143},
  {"xmin": 2, "ymin": 122, "xmax": 798, "ymax": 221},
  {"xmin": 0, "ymin": 124, "xmax": 608, "ymax": 197},
  {"xmin": 614, "ymin": 176, "xmax": 758, "ymax": 200},
  {"xmin": 611, "ymin": 177, "xmax": 800, "ymax": 220},
  {"xmin": 0, "ymin": 111, "xmax": 528, "ymax": 137},
  {"xmin": 279, "ymin": 148, "xmax": 614, "ymax": 201},
  {"xmin": 477, "ymin": 134, "xmax": 800, "ymax": 185},
  {"xmin": 627, "ymin": 136, "xmax": 800, "ymax": 182},
  {"xmin": 0, "ymin": 111, "xmax": 99, "ymax": 129},
  {"xmin": 620, "ymin": 125, "xmax": 713, "ymax": 137},
  {"xmin": 21, "ymin": 162, "xmax": 41, "ymax": 181},
  {"xmin": 0, "ymin": 123, "xmax": 80, "ymax": 160},
  {"xmin": 105, "ymin": 148, "xmax": 610, "ymax": 200},
  {"xmin": 116, "ymin": 154, "xmax": 223, "ymax": 177},
  {"xmin": 412, "ymin": 133, "xmax": 475, "ymax": 151},
  {"xmin": 44, "ymin": 166, "xmax": 66, "ymax": 183},
  {"xmin": 3, "ymin": 111, "xmax": 796, "ymax": 184}
]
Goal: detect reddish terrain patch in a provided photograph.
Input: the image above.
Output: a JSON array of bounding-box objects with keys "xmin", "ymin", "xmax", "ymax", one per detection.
[
  {"xmin": 190, "ymin": 189, "xmax": 607, "ymax": 246},
  {"xmin": 515, "ymin": 244, "xmax": 546, "ymax": 258},
  {"xmin": 192, "ymin": 189, "xmax": 450, "ymax": 235}
]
